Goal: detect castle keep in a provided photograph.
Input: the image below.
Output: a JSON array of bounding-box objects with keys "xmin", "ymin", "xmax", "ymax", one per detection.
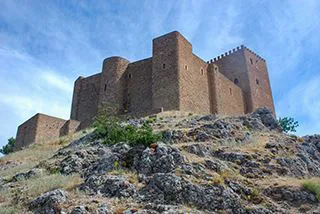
[{"xmin": 14, "ymin": 31, "xmax": 275, "ymax": 150}]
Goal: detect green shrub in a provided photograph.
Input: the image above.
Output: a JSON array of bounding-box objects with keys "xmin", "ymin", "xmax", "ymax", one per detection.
[
  {"xmin": 302, "ymin": 179, "xmax": 320, "ymax": 200},
  {"xmin": 0, "ymin": 137, "xmax": 16, "ymax": 155},
  {"xmin": 92, "ymin": 109, "xmax": 161, "ymax": 147},
  {"xmin": 278, "ymin": 117, "xmax": 299, "ymax": 133}
]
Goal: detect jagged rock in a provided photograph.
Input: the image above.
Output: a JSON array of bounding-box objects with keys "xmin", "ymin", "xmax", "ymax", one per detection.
[
  {"xmin": 139, "ymin": 173, "xmax": 183, "ymax": 203},
  {"xmin": 140, "ymin": 173, "xmax": 249, "ymax": 213},
  {"xmin": 252, "ymin": 107, "xmax": 281, "ymax": 131},
  {"xmin": 134, "ymin": 143, "xmax": 184, "ymax": 175},
  {"xmin": 264, "ymin": 186, "xmax": 317, "ymax": 206},
  {"xmin": 29, "ymin": 189, "xmax": 68, "ymax": 214},
  {"xmin": 96, "ymin": 204, "xmax": 110, "ymax": 214},
  {"xmin": 80, "ymin": 175, "xmax": 137, "ymax": 198},
  {"xmin": 70, "ymin": 206, "xmax": 90, "ymax": 214},
  {"xmin": 11, "ymin": 168, "xmax": 44, "ymax": 182},
  {"xmin": 183, "ymin": 143, "xmax": 211, "ymax": 157},
  {"xmin": 214, "ymin": 149, "xmax": 252, "ymax": 164},
  {"xmin": 204, "ymin": 159, "xmax": 229, "ymax": 173},
  {"xmin": 143, "ymin": 203, "xmax": 185, "ymax": 214}
]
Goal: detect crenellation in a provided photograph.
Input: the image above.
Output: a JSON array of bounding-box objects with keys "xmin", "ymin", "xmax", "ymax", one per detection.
[{"xmin": 15, "ymin": 31, "xmax": 275, "ymax": 151}]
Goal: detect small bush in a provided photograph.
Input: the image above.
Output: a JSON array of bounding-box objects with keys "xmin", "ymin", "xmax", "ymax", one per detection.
[
  {"xmin": 278, "ymin": 117, "xmax": 299, "ymax": 133},
  {"xmin": 0, "ymin": 137, "xmax": 16, "ymax": 155},
  {"xmin": 93, "ymin": 108, "xmax": 161, "ymax": 147},
  {"xmin": 302, "ymin": 179, "xmax": 320, "ymax": 200}
]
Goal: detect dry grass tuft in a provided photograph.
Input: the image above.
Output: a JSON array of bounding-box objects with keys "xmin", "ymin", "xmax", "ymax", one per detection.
[{"xmin": 302, "ymin": 178, "xmax": 320, "ymax": 200}]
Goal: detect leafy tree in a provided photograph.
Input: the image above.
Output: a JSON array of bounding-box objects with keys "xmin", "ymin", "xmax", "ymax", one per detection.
[
  {"xmin": 278, "ymin": 117, "xmax": 299, "ymax": 133},
  {"xmin": 0, "ymin": 137, "xmax": 16, "ymax": 155}
]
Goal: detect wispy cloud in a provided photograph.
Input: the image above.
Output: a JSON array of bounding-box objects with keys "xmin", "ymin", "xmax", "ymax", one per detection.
[{"xmin": 39, "ymin": 71, "xmax": 73, "ymax": 94}]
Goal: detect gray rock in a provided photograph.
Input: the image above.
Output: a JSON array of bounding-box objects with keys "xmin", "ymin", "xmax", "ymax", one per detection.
[
  {"xmin": 70, "ymin": 206, "xmax": 90, "ymax": 214},
  {"xmin": 183, "ymin": 144, "xmax": 211, "ymax": 157},
  {"xmin": 80, "ymin": 175, "xmax": 136, "ymax": 198},
  {"xmin": 134, "ymin": 143, "xmax": 184, "ymax": 175},
  {"xmin": 29, "ymin": 189, "xmax": 67, "ymax": 214},
  {"xmin": 96, "ymin": 204, "xmax": 110, "ymax": 214},
  {"xmin": 12, "ymin": 168, "xmax": 44, "ymax": 182},
  {"xmin": 252, "ymin": 107, "xmax": 281, "ymax": 131},
  {"xmin": 264, "ymin": 186, "xmax": 317, "ymax": 206}
]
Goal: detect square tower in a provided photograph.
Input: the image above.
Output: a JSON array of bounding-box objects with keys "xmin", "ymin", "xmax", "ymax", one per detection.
[{"xmin": 211, "ymin": 46, "xmax": 275, "ymax": 115}]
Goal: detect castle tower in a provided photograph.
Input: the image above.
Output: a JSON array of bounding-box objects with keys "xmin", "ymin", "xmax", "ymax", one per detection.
[
  {"xmin": 152, "ymin": 31, "xmax": 210, "ymax": 114},
  {"xmin": 152, "ymin": 32, "xmax": 181, "ymax": 111},
  {"xmin": 210, "ymin": 46, "xmax": 275, "ymax": 115},
  {"xmin": 98, "ymin": 56, "xmax": 130, "ymax": 114}
]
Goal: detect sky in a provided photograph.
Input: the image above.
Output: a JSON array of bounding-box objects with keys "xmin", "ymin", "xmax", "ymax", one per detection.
[{"xmin": 1, "ymin": 0, "xmax": 320, "ymax": 148}]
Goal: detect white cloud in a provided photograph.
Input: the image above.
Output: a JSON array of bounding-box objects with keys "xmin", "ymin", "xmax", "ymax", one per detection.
[{"xmin": 39, "ymin": 71, "xmax": 73, "ymax": 94}]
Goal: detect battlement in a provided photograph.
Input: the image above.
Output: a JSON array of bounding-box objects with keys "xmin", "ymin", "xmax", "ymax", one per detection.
[{"xmin": 207, "ymin": 45, "xmax": 265, "ymax": 64}]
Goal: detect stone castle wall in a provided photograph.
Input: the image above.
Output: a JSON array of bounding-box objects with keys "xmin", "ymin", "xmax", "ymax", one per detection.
[
  {"xmin": 14, "ymin": 114, "xmax": 81, "ymax": 151},
  {"xmin": 15, "ymin": 31, "xmax": 275, "ymax": 151},
  {"xmin": 208, "ymin": 64, "xmax": 245, "ymax": 115},
  {"xmin": 125, "ymin": 58, "xmax": 153, "ymax": 115},
  {"xmin": 70, "ymin": 73, "xmax": 101, "ymax": 126},
  {"xmin": 15, "ymin": 115, "xmax": 38, "ymax": 151}
]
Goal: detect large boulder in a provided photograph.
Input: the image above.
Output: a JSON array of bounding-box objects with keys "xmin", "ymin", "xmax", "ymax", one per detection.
[
  {"xmin": 80, "ymin": 175, "xmax": 137, "ymax": 198},
  {"xmin": 134, "ymin": 143, "xmax": 184, "ymax": 175},
  {"xmin": 29, "ymin": 189, "xmax": 68, "ymax": 214}
]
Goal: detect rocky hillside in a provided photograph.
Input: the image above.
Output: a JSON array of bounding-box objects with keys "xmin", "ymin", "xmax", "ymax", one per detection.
[{"xmin": 1, "ymin": 108, "xmax": 320, "ymax": 214}]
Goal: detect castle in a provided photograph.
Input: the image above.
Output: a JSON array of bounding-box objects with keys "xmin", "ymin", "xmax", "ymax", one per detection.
[{"xmin": 14, "ymin": 31, "xmax": 275, "ymax": 151}]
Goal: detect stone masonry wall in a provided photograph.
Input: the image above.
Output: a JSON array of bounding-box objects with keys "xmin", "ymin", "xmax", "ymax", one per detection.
[
  {"xmin": 15, "ymin": 114, "xmax": 76, "ymax": 151},
  {"xmin": 179, "ymin": 51, "xmax": 211, "ymax": 114},
  {"xmin": 208, "ymin": 65, "xmax": 245, "ymax": 116},
  {"xmin": 209, "ymin": 47, "xmax": 251, "ymax": 113},
  {"xmin": 152, "ymin": 32, "xmax": 180, "ymax": 112},
  {"xmin": 71, "ymin": 73, "xmax": 101, "ymax": 125},
  {"xmin": 125, "ymin": 58, "xmax": 153, "ymax": 115},
  {"xmin": 34, "ymin": 114, "xmax": 67, "ymax": 143},
  {"xmin": 15, "ymin": 114, "xmax": 38, "ymax": 151},
  {"xmin": 243, "ymin": 48, "xmax": 275, "ymax": 115}
]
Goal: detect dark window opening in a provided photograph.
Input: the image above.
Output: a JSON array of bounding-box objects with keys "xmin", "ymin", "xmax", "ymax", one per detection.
[
  {"xmin": 250, "ymin": 58, "xmax": 253, "ymax": 64},
  {"xmin": 229, "ymin": 88, "xmax": 232, "ymax": 95},
  {"xmin": 104, "ymin": 84, "xmax": 107, "ymax": 91},
  {"xmin": 256, "ymin": 79, "xmax": 259, "ymax": 85},
  {"xmin": 200, "ymin": 68, "xmax": 204, "ymax": 75},
  {"xmin": 185, "ymin": 65, "xmax": 188, "ymax": 70},
  {"xmin": 234, "ymin": 78, "xmax": 239, "ymax": 85},
  {"xmin": 128, "ymin": 74, "xmax": 132, "ymax": 79},
  {"xmin": 214, "ymin": 66, "xmax": 218, "ymax": 71},
  {"xmin": 163, "ymin": 64, "xmax": 166, "ymax": 69}
]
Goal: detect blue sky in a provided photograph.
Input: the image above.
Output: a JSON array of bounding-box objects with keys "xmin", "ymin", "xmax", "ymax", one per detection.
[{"xmin": 1, "ymin": 0, "xmax": 320, "ymax": 148}]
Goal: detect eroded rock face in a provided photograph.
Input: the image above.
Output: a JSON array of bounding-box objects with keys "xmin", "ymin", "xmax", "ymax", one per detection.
[
  {"xmin": 10, "ymin": 108, "xmax": 320, "ymax": 213},
  {"xmin": 264, "ymin": 186, "xmax": 317, "ymax": 206},
  {"xmin": 139, "ymin": 173, "xmax": 271, "ymax": 213},
  {"xmin": 29, "ymin": 189, "xmax": 67, "ymax": 214},
  {"xmin": 80, "ymin": 175, "xmax": 137, "ymax": 198},
  {"xmin": 134, "ymin": 143, "xmax": 184, "ymax": 175}
]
